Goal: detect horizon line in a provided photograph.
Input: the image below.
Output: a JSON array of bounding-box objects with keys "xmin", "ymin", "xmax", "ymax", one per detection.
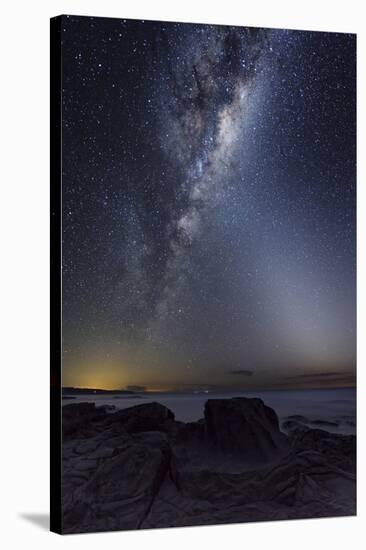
[{"xmin": 62, "ymin": 383, "xmax": 356, "ymax": 393}]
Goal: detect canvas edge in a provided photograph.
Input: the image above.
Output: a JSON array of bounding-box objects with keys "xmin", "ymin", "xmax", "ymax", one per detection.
[{"xmin": 50, "ymin": 14, "xmax": 63, "ymax": 535}]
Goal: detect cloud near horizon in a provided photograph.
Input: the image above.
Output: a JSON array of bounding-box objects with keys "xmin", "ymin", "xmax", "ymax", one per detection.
[{"xmin": 227, "ymin": 369, "xmax": 254, "ymax": 376}]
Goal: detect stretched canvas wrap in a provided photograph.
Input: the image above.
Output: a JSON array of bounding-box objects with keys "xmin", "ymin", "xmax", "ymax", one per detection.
[{"xmin": 50, "ymin": 15, "xmax": 356, "ymax": 534}]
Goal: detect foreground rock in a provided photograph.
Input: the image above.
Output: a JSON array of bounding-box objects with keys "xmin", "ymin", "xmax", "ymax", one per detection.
[
  {"xmin": 62, "ymin": 402, "xmax": 108, "ymax": 440},
  {"xmin": 101, "ymin": 401, "xmax": 175, "ymax": 434},
  {"xmin": 63, "ymin": 431, "xmax": 171, "ymax": 532},
  {"xmin": 62, "ymin": 398, "xmax": 356, "ymax": 533},
  {"xmin": 204, "ymin": 397, "xmax": 288, "ymax": 461}
]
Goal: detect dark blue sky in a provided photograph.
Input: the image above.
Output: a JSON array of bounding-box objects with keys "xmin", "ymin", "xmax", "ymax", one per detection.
[{"xmin": 61, "ymin": 16, "xmax": 356, "ymax": 391}]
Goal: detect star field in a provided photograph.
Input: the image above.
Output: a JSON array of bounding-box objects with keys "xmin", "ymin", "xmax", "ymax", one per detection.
[{"xmin": 61, "ymin": 16, "xmax": 356, "ymax": 391}]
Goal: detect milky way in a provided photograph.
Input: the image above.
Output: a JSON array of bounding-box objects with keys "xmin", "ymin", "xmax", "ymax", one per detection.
[{"xmin": 61, "ymin": 16, "xmax": 356, "ymax": 390}]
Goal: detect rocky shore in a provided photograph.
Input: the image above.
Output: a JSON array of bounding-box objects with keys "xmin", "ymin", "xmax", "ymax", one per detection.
[{"xmin": 62, "ymin": 397, "xmax": 356, "ymax": 533}]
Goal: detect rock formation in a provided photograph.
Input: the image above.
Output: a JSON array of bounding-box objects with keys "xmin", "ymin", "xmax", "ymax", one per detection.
[
  {"xmin": 204, "ymin": 397, "xmax": 288, "ymax": 461},
  {"xmin": 61, "ymin": 398, "xmax": 356, "ymax": 533}
]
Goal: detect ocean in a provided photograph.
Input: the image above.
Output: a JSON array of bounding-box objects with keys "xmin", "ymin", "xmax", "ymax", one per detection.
[{"xmin": 62, "ymin": 387, "xmax": 356, "ymax": 435}]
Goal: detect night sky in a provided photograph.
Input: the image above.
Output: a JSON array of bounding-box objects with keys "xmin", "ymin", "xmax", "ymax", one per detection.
[{"xmin": 61, "ymin": 16, "xmax": 356, "ymax": 391}]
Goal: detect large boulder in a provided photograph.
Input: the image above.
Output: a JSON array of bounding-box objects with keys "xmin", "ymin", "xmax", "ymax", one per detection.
[
  {"xmin": 101, "ymin": 402, "xmax": 175, "ymax": 434},
  {"xmin": 204, "ymin": 397, "xmax": 287, "ymax": 461}
]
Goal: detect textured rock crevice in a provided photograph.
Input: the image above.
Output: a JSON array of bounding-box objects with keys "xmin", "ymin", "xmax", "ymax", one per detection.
[{"xmin": 62, "ymin": 398, "xmax": 356, "ymax": 533}]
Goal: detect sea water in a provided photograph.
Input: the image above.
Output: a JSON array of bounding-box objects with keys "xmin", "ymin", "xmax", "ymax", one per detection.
[{"xmin": 62, "ymin": 387, "xmax": 356, "ymax": 434}]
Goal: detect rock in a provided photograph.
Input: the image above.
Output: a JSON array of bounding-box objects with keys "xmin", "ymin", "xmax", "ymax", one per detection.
[
  {"xmin": 61, "ymin": 398, "xmax": 356, "ymax": 533},
  {"xmin": 143, "ymin": 448, "xmax": 355, "ymax": 529},
  {"xmin": 98, "ymin": 405, "xmax": 117, "ymax": 414},
  {"xmin": 281, "ymin": 419, "xmax": 307, "ymax": 433},
  {"xmin": 286, "ymin": 414, "xmax": 309, "ymax": 423},
  {"xmin": 311, "ymin": 419, "xmax": 339, "ymax": 428},
  {"xmin": 101, "ymin": 402, "xmax": 175, "ymax": 434},
  {"xmin": 204, "ymin": 397, "xmax": 287, "ymax": 460},
  {"xmin": 133, "ymin": 431, "xmax": 170, "ymax": 451},
  {"xmin": 175, "ymin": 419, "xmax": 206, "ymax": 443},
  {"xmin": 63, "ymin": 402, "xmax": 107, "ymax": 440},
  {"xmin": 63, "ymin": 402, "xmax": 97, "ymax": 421},
  {"xmin": 63, "ymin": 401, "xmax": 176, "ymax": 442},
  {"xmin": 63, "ymin": 431, "xmax": 171, "ymax": 533},
  {"xmin": 289, "ymin": 426, "xmax": 356, "ymax": 473}
]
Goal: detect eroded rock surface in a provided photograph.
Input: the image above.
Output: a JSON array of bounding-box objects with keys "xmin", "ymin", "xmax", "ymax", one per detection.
[
  {"xmin": 62, "ymin": 399, "xmax": 356, "ymax": 533},
  {"xmin": 204, "ymin": 397, "xmax": 288, "ymax": 461}
]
